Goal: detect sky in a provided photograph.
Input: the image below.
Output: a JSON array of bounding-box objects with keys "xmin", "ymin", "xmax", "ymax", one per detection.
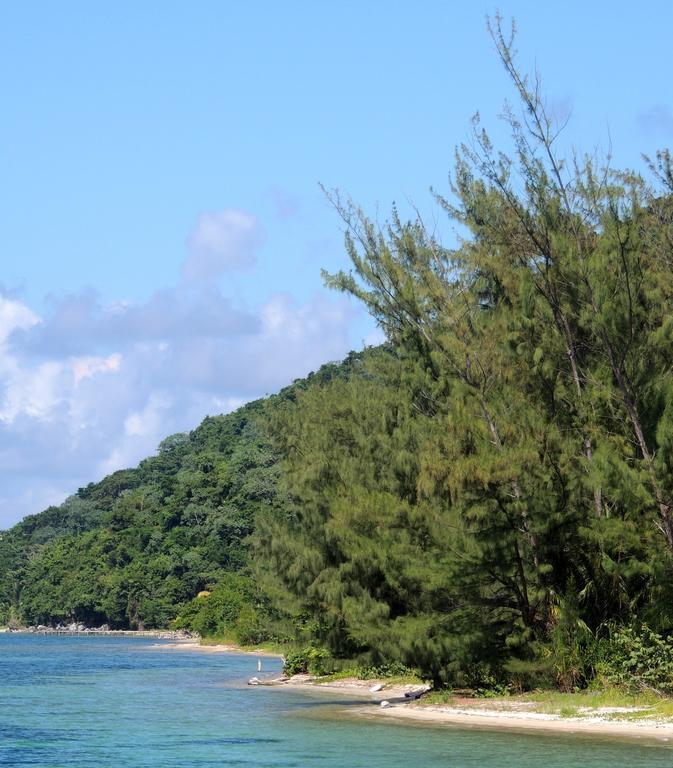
[{"xmin": 1, "ymin": 0, "xmax": 672, "ymax": 527}]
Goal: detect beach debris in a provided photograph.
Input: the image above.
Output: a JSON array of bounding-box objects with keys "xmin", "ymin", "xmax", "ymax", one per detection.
[
  {"xmin": 246, "ymin": 676, "xmax": 289, "ymax": 687},
  {"xmin": 369, "ymin": 683, "xmax": 385, "ymax": 692},
  {"xmin": 380, "ymin": 700, "xmax": 391, "ymax": 708}
]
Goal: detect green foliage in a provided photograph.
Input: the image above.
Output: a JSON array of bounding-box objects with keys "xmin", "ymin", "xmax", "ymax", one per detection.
[
  {"xmin": 282, "ymin": 650, "xmax": 310, "ymax": 676},
  {"xmin": 352, "ymin": 661, "xmax": 416, "ymax": 679},
  {"xmin": 172, "ymin": 573, "xmax": 272, "ymax": 645},
  {"xmin": 596, "ymin": 626, "xmax": 673, "ymax": 695},
  {"xmin": 0, "ymin": 353, "xmax": 372, "ymax": 634},
  {"xmin": 255, "ymin": 21, "xmax": 673, "ymax": 691},
  {"xmin": 283, "ymin": 647, "xmax": 334, "ymax": 676}
]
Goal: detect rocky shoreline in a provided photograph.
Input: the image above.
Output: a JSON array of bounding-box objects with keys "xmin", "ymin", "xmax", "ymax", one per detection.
[
  {"xmin": 247, "ymin": 673, "xmax": 429, "ymax": 703},
  {"xmin": 2, "ymin": 624, "xmax": 195, "ymax": 639}
]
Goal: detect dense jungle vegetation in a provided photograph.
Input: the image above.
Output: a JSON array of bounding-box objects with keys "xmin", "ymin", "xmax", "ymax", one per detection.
[
  {"xmin": 0, "ymin": 353, "xmax": 364, "ymax": 638},
  {"xmin": 4, "ymin": 20, "xmax": 673, "ymax": 693}
]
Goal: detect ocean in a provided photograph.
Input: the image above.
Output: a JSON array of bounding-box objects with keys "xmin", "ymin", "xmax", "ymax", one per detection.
[{"xmin": 1, "ymin": 634, "xmax": 671, "ymax": 767}]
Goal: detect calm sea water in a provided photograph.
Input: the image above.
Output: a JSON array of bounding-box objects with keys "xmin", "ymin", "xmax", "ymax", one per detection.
[{"xmin": 1, "ymin": 635, "xmax": 672, "ymax": 767}]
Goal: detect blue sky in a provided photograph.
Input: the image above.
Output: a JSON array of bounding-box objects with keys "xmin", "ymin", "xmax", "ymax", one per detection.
[{"xmin": 1, "ymin": 0, "xmax": 672, "ymax": 526}]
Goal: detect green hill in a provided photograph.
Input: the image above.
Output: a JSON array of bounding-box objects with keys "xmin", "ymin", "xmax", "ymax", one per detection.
[{"xmin": 0, "ymin": 350, "xmax": 371, "ymax": 636}]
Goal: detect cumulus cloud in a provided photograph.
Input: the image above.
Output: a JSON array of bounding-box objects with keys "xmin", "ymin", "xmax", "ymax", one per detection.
[
  {"xmin": 72, "ymin": 354, "xmax": 122, "ymax": 386},
  {"xmin": 182, "ymin": 208, "xmax": 264, "ymax": 280},
  {"xmin": 97, "ymin": 392, "xmax": 174, "ymax": 476},
  {"xmin": 0, "ymin": 295, "xmax": 40, "ymax": 344},
  {"xmin": 17, "ymin": 287, "xmax": 259, "ymax": 356},
  {"xmin": 0, "ymin": 274, "xmax": 356, "ymax": 527},
  {"xmin": 0, "ymin": 204, "xmax": 368, "ymax": 527}
]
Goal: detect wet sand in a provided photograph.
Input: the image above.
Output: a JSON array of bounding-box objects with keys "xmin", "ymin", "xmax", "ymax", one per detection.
[{"xmin": 158, "ymin": 641, "xmax": 673, "ymax": 741}]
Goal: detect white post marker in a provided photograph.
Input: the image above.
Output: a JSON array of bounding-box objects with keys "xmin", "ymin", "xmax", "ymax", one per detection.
[{"xmin": 257, "ymin": 658, "xmax": 262, "ymax": 673}]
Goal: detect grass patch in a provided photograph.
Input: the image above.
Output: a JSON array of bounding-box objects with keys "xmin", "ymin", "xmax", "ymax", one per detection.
[
  {"xmin": 312, "ymin": 669, "xmax": 365, "ymax": 683},
  {"xmin": 523, "ymin": 687, "xmax": 657, "ymax": 711},
  {"xmin": 417, "ymin": 685, "xmax": 673, "ymax": 722},
  {"xmin": 423, "ymin": 690, "xmax": 456, "ymax": 705},
  {"xmin": 520, "ymin": 687, "xmax": 672, "ymax": 720},
  {"xmin": 315, "ymin": 668, "xmax": 424, "ymax": 686}
]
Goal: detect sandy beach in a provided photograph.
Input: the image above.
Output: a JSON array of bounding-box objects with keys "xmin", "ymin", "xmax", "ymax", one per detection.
[
  {"xmin": 155, "ymin": 639, "xmax": 284, "ymax": 658},
  {"xmin": 156, "ymin": 641, "xmax": 673, "ymax": 742},
  {"xmin": 360, "ymin": 701, "xmax": 673, "ymax": 741},
  {"xmin": 269, "ymin": 676, "xmax": 673, "ymax": 741}
]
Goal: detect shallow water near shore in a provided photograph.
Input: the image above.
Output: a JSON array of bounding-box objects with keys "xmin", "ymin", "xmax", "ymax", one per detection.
[{"xmin": 1, "ymin": 635, "xmax": 672, "ymax": 767}]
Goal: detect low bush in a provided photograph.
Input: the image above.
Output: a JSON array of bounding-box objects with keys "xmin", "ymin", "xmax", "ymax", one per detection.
[
  {"xmin": 173, "ymin": 573, "xmax": 275, "ymax": 645},
  {"xmin": 283, "ymin": 646, "xmax": 333, "ymax": 676},
  {"xmin": 596, "ymin": 625, "xmax": 673, "ymax": 695}
]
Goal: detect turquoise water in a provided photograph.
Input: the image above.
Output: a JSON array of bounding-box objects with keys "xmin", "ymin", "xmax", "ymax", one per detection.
[{"xmin": 1, "ymin": 635, "xmax": 672, "ymax": 767}]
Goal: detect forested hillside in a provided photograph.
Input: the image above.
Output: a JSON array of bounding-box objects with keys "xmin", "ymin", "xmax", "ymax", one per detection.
[{"xmin": 0, "ymin": 352, "xmax": 369, "ymax": 634}]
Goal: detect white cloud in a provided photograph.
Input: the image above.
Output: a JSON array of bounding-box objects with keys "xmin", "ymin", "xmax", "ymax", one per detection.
[
  {"xmin": 211, "ymin": 396, "xmax": 248, "ymax": 413},
  {"xmin": 0, "ymin": 360, "xmax": 65, "ymax": 423},
  {"xmin": 97, "ymin": 392, "xmax": 173, "ymax": 476},
  {"xmin": 0, "ymin": 282, "xmax": 356, "ymax": 528},
  {"xmin": 0, "ymin": 206, "xmax": 372, "ymax": 527},
  {"xmin": 183, "ymin": 208, "xmax": 264, "ymax": 280},
  {"xmin": 72, "ymin": 353, "xmax": 122, "ymax": 385},
  {"xmin": 123, "ymin": 393, "xmax": 170, "ymax": 438},
  {"xmin": 0, "ymin": 295, "xmax": 40, "ymax": 345}
]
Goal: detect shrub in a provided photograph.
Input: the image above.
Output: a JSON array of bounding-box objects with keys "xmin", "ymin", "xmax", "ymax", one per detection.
[
  {"xmin": 283, "ymin": 646, "xmax": 333, "ymax": 676},
  {"xmin": 173, "ymin": 573, "xmax": 272, "ymax": 643},
  {"xmin": 596, "ymin": 625, "xmax": 673, "ymax": 694},
  {"xmin": 353, "ymin": 661, "xmax": 416, "ymax": 679}
]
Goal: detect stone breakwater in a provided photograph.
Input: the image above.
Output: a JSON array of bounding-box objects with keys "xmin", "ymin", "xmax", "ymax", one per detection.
[{"xmin": 7, "ymin": 624, "xmax": 196, "ymax": 639}]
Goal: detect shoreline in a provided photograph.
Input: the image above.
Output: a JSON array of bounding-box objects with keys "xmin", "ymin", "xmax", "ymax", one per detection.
[
  {"xmin": 10, "ymin": 632, "xmax": 673, "ymax": 742},
  {"xmin": 1, "ymin": 628, "xmax": 285, "ymax": 659},
  {"xmin": 151, "ymin": 643, "xmax": 673, "ymax": 742},
  {"xmin": 3, "ymin": 627, "xmax": 193, "ymax": 639},
  {"xmin": 156, "ymin": 639, "xmax": 284, "ymax": 658},
  {"xmin": 358, "ymin": 702, "xmax": 673, "ymax": 741},
  {"xmin": 2, "ymin": 628, "xmax": 286, "ymax": 662},
  {"xmin": 258, "ymin": 675, "xmax": 673, "ymax": 742}
]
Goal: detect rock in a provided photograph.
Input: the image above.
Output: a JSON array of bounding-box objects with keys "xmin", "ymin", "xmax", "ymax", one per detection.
[
  {"xmin": 248, "ymin": 677, "xmax": 260, "ymax": 686},
  {"xmin": 380, "ymin": 700, "xmax": 391, "ymax": 708},
  {"xmin": 369, "ymin": 683, "xmax": 385, "ymax": 692}
]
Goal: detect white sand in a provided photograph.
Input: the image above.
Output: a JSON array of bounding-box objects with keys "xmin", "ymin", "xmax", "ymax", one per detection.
[
  {"xmin": 155, "ymin": 644, "xmax": 673, "ymax": 741},
  {"xmin": 361, "ymin": 702, "xmax": 673, "ymax": 741}
]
